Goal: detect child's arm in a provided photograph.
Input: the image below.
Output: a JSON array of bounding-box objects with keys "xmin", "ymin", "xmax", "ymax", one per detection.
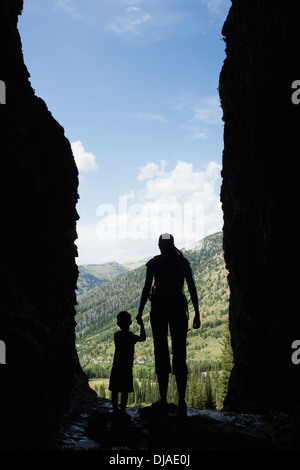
[{"xmin": 136, "ymin": 319, "xmax": 146, "ymax": 342}]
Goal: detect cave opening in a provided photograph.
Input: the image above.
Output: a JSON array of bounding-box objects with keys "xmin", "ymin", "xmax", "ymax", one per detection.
[{"xmin": 1, "ymin": 0, "xmax": 300, "ymax": 451}]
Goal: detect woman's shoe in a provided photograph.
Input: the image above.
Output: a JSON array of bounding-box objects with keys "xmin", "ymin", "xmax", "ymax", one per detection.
[
  {"xmin": 151, "ymin": 399, "xmax": 168, "ymax": 415},
  {"xmin": 176, "ymin": 400, "xmax": 187, "ymax": 417}
]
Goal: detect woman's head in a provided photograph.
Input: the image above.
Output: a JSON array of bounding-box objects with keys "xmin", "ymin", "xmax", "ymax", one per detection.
[
  {"xmin": 158, "ymin": 233, "xmax": 174, "ymax": 253},
  {"xmin": 158, "ymin": 233, "xmax": 182, "ymax": 256}
]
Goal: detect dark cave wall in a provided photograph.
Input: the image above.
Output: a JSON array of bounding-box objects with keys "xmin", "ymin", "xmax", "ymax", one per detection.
[
  {"xmin": 0, "ymin": 0, "xmax": 92, "ymax": 449},
  {"xmin": 220, "ymin": 0, "xmax": 300, "ymax": 415}
]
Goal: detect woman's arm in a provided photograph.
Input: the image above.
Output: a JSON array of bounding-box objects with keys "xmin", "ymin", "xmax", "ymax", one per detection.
[
  {"xmin": 186, "ymin": 265, "xmax": 201, "ymax": 329},
  {"xmin": 136, "ymin": 268, "xmax": 153, "ymax": 324},
  {"xmin": 136, "ymin": 319, "xmax": 146, "ymax": 342}
]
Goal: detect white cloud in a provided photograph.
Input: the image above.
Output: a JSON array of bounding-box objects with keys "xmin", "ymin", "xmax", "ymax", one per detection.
[
  {"xmin": 206, "ymin": 161, "xmax": 221, "ymax": 179},
  {"xmin": 107, "ymin": 6, "xmax": 152, "ymax": 37},
  {"xmin": 181, "ymin": 124, "xmax": 212, "ymax": 140},
  {"xmin": 174, "ymin": 93, "xmax": 222, "ymax": 139},
  {"xmin": 53, "ymin": 0, "xmax": 82, "ymax": 19},
  {"xmin": 71, "ymin": 141, "xmax": 98, "ymax": 173},
  {"xmin": 140, "ymin": 160, "xmax": 221, "ymax": 208},
  {"xmin": 135, "ymin": 112, "xmax": 165, "ymax": 122},
  {"xmin": 76, "ymin": 160, "xmax": 223, "ymax": 264},
  {"xmin": 76, "ymin": 223, "xmax": 155, "ymax": 264},
  {"xmin": 125, "ymin": 7, "xmax": 140, "ymax": 13},
  {"xmin": 137, "ymin": 160, "xmax": 167, "ymax": 180},
  {"xmin": 102, "ymin": 1, "xmax": 205, "ymax": 41},
  {"xmin": 53, "ymin": 0, "xmax": 72, "ymax": 11},
  {"xmin": 114, "ymin": 111, "xmax": 166, "ymax": 122},
  {"xmin": 189, "ymin": 95, "xmax": 222, "ymax": 125},
  {"xmin": 206, "ymin": 0, "xmax": 229, "ymax": 16}
]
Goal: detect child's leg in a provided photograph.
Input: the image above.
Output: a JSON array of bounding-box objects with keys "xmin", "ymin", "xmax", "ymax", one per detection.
[
  {"xmin": 112, "ymin": 391, "xmax": 119, "ymax": 412},
  {"xmin": 120, "ymin": 391, "xmax": 128, "ymax": 412}
]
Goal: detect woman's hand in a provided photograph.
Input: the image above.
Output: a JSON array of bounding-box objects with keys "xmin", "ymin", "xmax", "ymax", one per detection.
[{"xmin": 193, "ymin": 314, "xmax": 201, "ymax": 329}]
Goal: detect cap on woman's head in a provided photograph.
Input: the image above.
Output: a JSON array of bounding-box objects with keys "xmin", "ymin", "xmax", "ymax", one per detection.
[
  {"xmin": 158, "ymin": 233, "xmax": 175, "ymax": 253},
  {"xmin": 159, "ymin": 233, "xmax": 174, "ymax": 242}
]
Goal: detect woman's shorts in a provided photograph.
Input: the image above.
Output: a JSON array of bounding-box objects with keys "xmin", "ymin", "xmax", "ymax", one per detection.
[{"xmin": 150, "ymin": 295, "xmax": 188, "ymax": 376}]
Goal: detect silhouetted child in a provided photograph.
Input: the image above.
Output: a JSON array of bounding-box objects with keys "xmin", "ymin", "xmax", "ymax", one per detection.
[{"xmin": 109, "ymin": 311, "xmax": 146, "ymax": 419}]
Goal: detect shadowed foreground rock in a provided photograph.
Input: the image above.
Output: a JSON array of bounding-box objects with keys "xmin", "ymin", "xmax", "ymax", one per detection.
[{"xmin": 51, "ymin": 397, "xmax": 300, "ymax": 451}]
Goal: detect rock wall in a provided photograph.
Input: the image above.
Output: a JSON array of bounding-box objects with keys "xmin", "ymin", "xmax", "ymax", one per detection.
[
  {"xmin": 0, "ymin": 0, "xmax": 93, "ymax": 449},
  {"xmin": 220, "ymin": 0, "xmax": 300, "ymax": 415}
]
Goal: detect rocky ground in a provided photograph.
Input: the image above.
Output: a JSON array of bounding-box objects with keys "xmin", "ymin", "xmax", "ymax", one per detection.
[{"xmin": 49, "ymin": 395, "xmax": 300, "ymax": 452}]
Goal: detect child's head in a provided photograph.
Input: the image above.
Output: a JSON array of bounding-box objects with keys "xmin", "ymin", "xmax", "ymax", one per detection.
[{"xmin": 117, "ymin": 311, "xmax": 132, "ymax": 330}]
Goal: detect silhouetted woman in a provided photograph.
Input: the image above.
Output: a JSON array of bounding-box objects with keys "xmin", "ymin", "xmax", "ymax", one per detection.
[{"xmin": 136, "ymin": 233, "xmax": 200, "ymax": 416}]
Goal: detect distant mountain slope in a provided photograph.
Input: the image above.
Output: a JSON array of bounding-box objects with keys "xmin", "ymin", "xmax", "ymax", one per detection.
[
  {"xmin": 76, "ymin": 235, "xmax": 208, "ymax": 295},
  {"xmin": 75, "ymin": 231, "xmax": 229, "ymax": 369},
  {"xmin": 76, "ymin": 262, "xmax": 129, "ymax": 295},
  {"xmin": 122, "ymin": 257, "xmax": 151, "ymax": 271}
]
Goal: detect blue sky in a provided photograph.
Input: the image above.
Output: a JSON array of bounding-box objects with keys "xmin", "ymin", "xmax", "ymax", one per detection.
[{"xmin": 19, "ymin": 0, "xmax": 231, "ymax": 264}]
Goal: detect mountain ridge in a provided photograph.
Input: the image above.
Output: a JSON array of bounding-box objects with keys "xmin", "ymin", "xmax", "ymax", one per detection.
[
  {"xmin": 77, "ymin": 234, "xmax": 215, "ymax": 294},
  {"xmin": 76, "ymin": 262, "xmax": 130, "ymax": 295}
]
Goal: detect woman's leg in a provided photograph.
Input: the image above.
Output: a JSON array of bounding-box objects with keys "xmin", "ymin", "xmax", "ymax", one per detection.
[
  {"xmin": 157, "ymin": 372, "xmax": 169, "ymax": 404},
  {"xmin": 176, "ymin": 373, "xmax": 187, "ymax": 404},
  {"xmin": 120, "ymin": 391, "xmax": 128, "ymax": 412},
  {"xmin": 170, "ymin": 312, "xmax": 188, "ymax": 406},
  {"xmin": 150, "ymin": 309, "xmax": 171, "ymax": 403},
  {"xmin": 111, "ymin": 391, "xmax": 119, "ymax": 412}
]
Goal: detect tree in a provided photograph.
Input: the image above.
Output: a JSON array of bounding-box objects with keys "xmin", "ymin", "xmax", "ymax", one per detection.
[
  {"xmin": 202, "ymin": 373, "xmax": 214, "ymax": 409},
  {"xmin": 187, "ymin": 372, "xmax": 199, "ymax": 408},
  {"xmin": 218, "ymin": 319, "xmax": 234, "ymax": 407},
  {"xmin": 194, "ymin": 376, "xmax": 202, "ymax": 409},
  {"xmin": 133, "ymin": 379, "xmax": 141, "ymax": 405},
  {"xmin": 99, "ymin": 382, "xmax": 106, "ymax": 398},
  {"xmin": 145, "ymin": 379, "xmax": 152, "ymax": 404}
]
